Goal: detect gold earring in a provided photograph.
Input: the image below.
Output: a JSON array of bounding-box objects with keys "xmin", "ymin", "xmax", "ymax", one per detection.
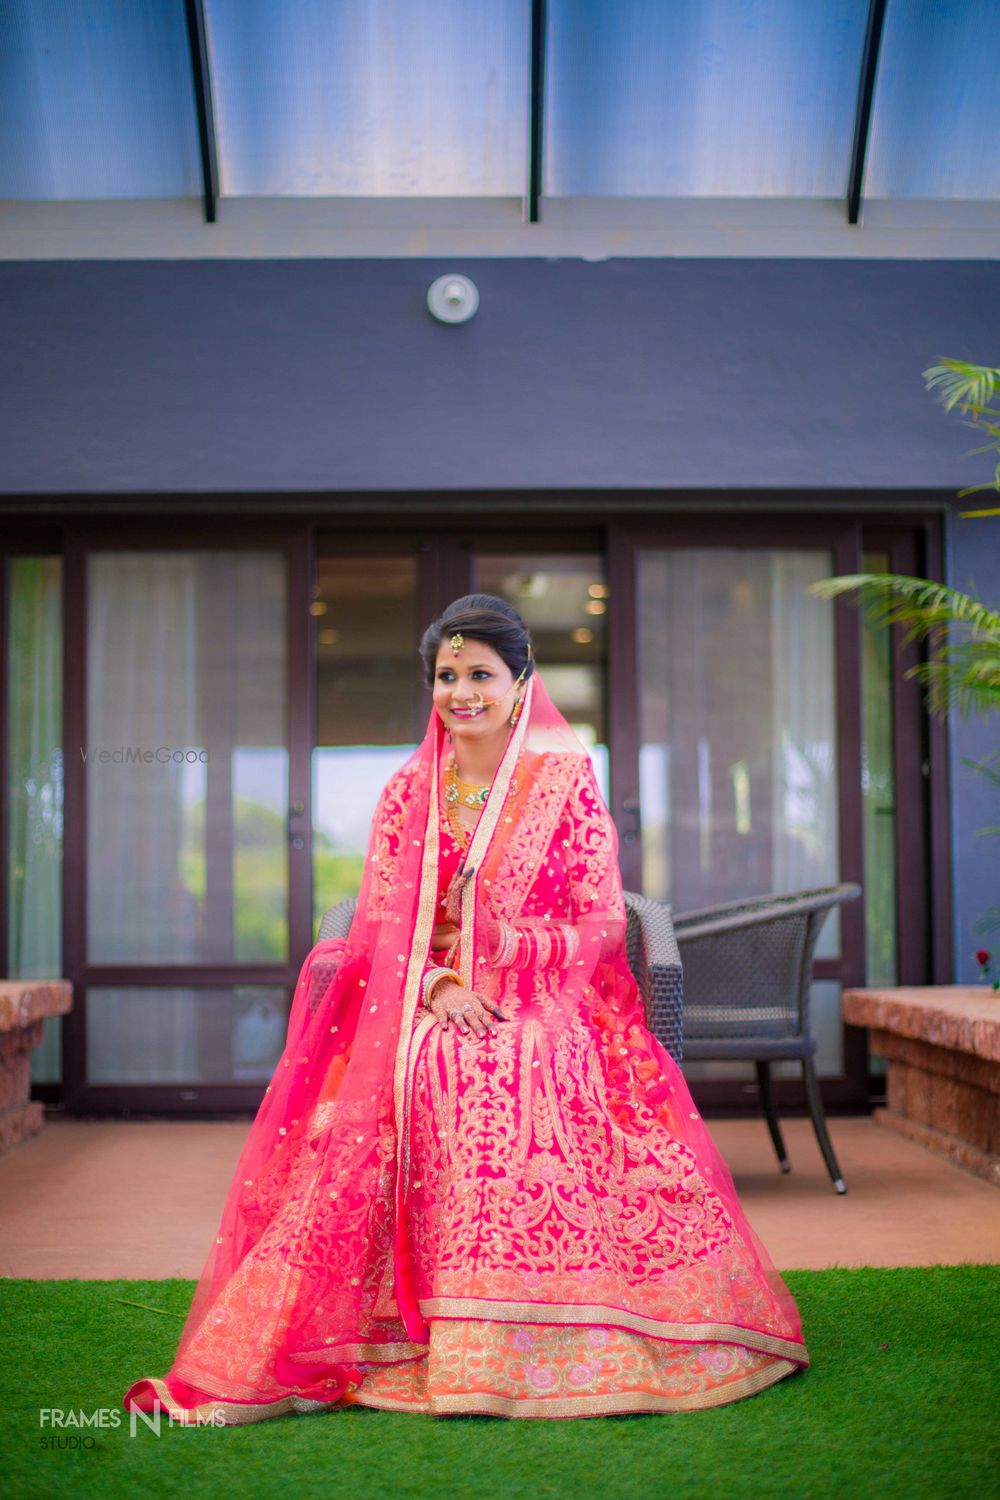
[{"xmin": 510, "ymin": 697, "xmax": 523, "ymax": 727}]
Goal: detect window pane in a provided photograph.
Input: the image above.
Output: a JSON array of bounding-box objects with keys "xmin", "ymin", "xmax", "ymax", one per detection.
[
  {"xmin": 86, "ymin": 552, "xmax": 288, "ymax": 964},
  {"xmin": 0, "ymin": 0, "xmax": 201, "ymax": 199},
  {"xmin": 475, "ymin": 554, "xmax": 608, "ymax": 799},
  {"xmin": 205, "ymin": 0, "xmax": 530, "ymax": 196},
  {"xmin": 7, "ymin": 558, "xmax": 63, "ymax": 1083},
  {"xmin": 87, "ymin": 986, "xmax": 288, "ymax": 1084},
  {"xmin": 639, "ymin": 548, "xmax": 840, "ymax": 961},
  {"xmin": 312, "ymin": 556, "xmax": 418, "ymax": 935},
  {"xmin": 546, "ymin": 0, "xmax": 870, "ymax": 197}
]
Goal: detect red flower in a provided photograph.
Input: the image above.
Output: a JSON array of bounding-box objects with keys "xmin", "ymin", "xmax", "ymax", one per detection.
[{"xmin": 976, "ymin": 949, "xmax": 991, "ymax": 966}]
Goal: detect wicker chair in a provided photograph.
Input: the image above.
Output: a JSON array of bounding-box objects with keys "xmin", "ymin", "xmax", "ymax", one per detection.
[
  {"xmin": 672, "ymin": 882, "xmax": 862, "ymax": 1194},
  {"xmin": 318, "ymin": 890, "xmax": 684, "ymax": 1064}
]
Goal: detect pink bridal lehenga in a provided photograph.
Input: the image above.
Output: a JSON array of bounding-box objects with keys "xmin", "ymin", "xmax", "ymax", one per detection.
[{"xmin": 124, "ymin": 670, "xmax": 808, "ymax": 1421}]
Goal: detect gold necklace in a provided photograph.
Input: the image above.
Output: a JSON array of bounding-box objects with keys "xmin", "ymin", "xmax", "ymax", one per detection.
[
  {"xmin": 446, "ymin": 760, "xmax": 491, "ymax": 809},
  {"xmin": 444, "ymin": 759, "xmax": 490, "ymax": 849}
]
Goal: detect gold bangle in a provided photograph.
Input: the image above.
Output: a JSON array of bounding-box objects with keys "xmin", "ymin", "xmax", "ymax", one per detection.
[{"xmin": 422, "ymin": 966, "xmax": 464, "ymax": 1010}]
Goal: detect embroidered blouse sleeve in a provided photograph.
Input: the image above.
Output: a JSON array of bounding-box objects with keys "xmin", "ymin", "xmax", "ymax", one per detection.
[{"xmin": 488, "ymin": 756, "xmax": 627, "ymax": 970}]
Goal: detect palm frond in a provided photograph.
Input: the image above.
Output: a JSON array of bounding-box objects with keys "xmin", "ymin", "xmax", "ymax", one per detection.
[
  {"xmin": 809, "ymin": 573, "xmax": 1000, "ymax": 719},
  {"xmin": 959, "ymin": 753, "xmax": 1000, "ymax": 791},
  {"xmin": 924, "ymin": 359, "xmax": 999, "ymax": 417},
  {"xmin": 809, "ymin": 573, "xmax": 1000, "ymax": 637},
  {"xmin": 906, "ymin": 661, "xmax": 1000, "ymax": 718}
]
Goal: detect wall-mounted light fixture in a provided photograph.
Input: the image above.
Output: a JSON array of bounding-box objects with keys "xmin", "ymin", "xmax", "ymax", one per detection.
[{"xmin": 427, "ymin": 273, "xmax": 479, "ymax": 324}]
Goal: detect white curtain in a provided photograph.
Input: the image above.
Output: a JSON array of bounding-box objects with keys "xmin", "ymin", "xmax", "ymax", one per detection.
[
  {"xmin": 8, "ymin": 559, "xmax": 63, "ymax": 1083},
  {"xmin": 86, "ymin": 554, "xmax": 201, "ymax": 1081}
]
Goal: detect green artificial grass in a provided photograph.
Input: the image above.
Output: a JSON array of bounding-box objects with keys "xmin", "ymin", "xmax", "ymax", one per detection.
[{"xmin": 1, "ymin": 1267, "xmax": 997, "ymax": 1500}]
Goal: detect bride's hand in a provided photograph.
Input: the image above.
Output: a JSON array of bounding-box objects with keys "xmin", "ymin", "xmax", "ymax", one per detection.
[
  {"xmin": 428, "ymin": 981, "xmax": 506, "ymax": 1040},
  {"xmin": 440, "ymin": 861, "xmax": 500, "ymax": 955},
  {"xmin": 443, "ymin": 859, "xmax": 476, "ymax": 928}
]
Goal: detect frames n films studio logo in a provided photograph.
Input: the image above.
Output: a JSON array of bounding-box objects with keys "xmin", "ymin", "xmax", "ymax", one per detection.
[{"xmin": 39, "ymin": 1404, "xmax": 225, "ymax": 1444}]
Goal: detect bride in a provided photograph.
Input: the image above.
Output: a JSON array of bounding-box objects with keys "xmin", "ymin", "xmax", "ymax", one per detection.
[{"xmin": 124, "ymin": 594, "xmax": 807, "ymax": 1421}]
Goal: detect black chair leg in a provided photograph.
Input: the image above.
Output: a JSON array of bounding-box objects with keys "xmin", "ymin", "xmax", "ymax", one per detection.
[
  {"xmin": 755, "ymin": 1060, "xmax": 790, "ymax": 1174},
  {"xmin": 802, "ymin": 1056, "xmax": 847, "ymax": 1194}
]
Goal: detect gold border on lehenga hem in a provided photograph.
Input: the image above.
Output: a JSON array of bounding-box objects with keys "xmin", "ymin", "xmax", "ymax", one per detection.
[
  {"xmin": 130, "ymin": 1354, "xmax": 802, "ymax": 1425},
  {"xmin": 416, "ymin": 1297, "xmax": 809, "ymax": 1365},
  {"xmin": 125, "ymin": 1377, "xmax": 341, "ymax": 1427},
  {"xmin": 346, "ymin": 1356, "xmax": 801, "ymax": 1418}
]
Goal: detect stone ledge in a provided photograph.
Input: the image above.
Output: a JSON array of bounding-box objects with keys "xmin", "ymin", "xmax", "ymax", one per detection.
[
  {"xmin": 869, "ymin": 1028, "xmax": 999, "ymax": 1096},
  {"xmin": 0, "ymin": 1099, "xmax": 44, "ymax": 1154},
  {"xmin": 0, "ymin": 981, "xmax": 73, "ymax": 1157},
  {"xmin": 842, "ymin": 986, "xmax": 1000, "ymax": 1064},
  {"xmin": 872, "ymin": 1107, "xmax": 1000, "ymax": 1189},
  {"xmin": 0, "ymin": 980, "xmax": 73, "ymax": 1033}
]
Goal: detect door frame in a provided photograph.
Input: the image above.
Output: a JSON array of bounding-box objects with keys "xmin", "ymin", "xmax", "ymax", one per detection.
[
  {"xmin": 607, "ymin": 510, "xmax": 949, "ymax": 1114},
  {"xmin": 59, "ymin": 519, "xmax": 315, "ymax": 1113}
]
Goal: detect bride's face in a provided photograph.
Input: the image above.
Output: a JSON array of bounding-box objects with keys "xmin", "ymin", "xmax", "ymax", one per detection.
[{"xmin": 433, "ymin": 638, "xmax": 519, "ymax": 743}]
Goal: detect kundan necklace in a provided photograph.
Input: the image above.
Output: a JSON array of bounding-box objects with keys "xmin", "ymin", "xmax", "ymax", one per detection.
[{"xmin": 444, "ymin": 757, "xmax": 490, "ymax": 849}]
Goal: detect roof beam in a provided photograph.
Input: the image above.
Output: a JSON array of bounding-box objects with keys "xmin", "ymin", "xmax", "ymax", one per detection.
[
  {"xmin": 184, "ymin": 0, "xmax": 220, "ymax": 223},
  {"xmin": 525, "ymin": 0, "xmax": 547, "ymax": 223},
  {"xmin": 847, "ymin": 0, "xmax": 888, "ymax": 225}
]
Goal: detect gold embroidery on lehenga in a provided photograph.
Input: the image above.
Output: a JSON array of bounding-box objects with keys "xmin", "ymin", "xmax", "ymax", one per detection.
[{"xmin": 403, "ymin": 990, "xmax": 802, "ymax": 1356}]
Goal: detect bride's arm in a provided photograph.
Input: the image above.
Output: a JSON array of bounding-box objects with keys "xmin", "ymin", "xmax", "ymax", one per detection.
[{"xmin": 487, "ymin": 756, "xmax": 627, "ymax": 970}]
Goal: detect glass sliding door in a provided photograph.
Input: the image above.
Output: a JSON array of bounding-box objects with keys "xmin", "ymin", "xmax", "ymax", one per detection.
[
  {"xmin": 637, "ymin": 546, "xmax": 843, "ymax": 1078},
  {"xmin": 6, "ymin": 557, "xmax": 64, "ymax": 1084},
  {"xmin": 859, "ymin": 548, "xmax": 899, "ymax": 989},
  {"xmin": 71, "ymin": 544, "xmax": 299, "ymax": 1106}
]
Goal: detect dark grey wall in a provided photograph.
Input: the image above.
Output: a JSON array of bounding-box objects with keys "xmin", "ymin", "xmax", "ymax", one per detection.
[{"xmin": 2, "ymin": 257, "xmax": 999, "ymax": 494}]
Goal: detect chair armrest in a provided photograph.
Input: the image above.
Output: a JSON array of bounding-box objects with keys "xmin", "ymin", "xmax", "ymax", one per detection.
[
  {"xmin": 306, "ymin": 950, "xmax": 344, "ymax": 1015},
  {"xmin": 318, "ymin": 897, "xmax": 358, "ymax": 942},
  {"xmin": 625, "ymin": 892, "xmax": 684, "ymax": 1065}
]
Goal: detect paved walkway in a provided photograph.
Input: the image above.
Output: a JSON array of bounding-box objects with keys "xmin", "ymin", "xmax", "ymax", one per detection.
[{"xmin": 0, "ymin": 1115, "xmax": 997, "ymax": 1279}]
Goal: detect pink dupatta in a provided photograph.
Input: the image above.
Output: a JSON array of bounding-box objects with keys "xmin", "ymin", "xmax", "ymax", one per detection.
[{"xmin": 124, "ymin": 669, "xmax": 806, "ymax": 1420}]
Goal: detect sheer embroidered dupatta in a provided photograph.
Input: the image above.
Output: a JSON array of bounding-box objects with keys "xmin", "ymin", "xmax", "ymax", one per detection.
[{"xmin": 123, "ymin": 670, "xmax": 597, "ymax": 1416}]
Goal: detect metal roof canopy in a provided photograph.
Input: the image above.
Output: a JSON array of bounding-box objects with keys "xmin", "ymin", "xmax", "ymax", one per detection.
[{"xmin": 1, "ymin": 0, "xmax": 998, "ymax": 247}]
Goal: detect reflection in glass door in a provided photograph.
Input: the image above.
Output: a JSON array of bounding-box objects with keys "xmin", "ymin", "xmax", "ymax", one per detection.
[
  {"xmin": 637, "ymin": 547, "xmax": 843, "ymax": 1079},
  {"xmin": 311, "ymin": 555, "xmax": 420, "ymax": 935},
  {"xmin": 475, "ymin": 554, "xmax": 608, "ymax": 797}
]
